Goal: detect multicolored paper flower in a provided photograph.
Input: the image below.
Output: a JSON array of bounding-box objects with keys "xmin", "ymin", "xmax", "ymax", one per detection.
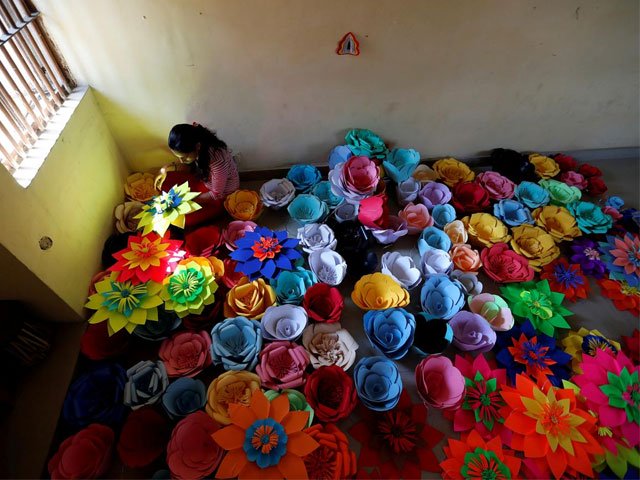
[
  {"xmin": 160, "ymin": 257, "xmax": 218, "ymax": 318},
  {"xmin": 598, "ymin": 279, "xmax": 640, "ymax": 318},
  {"xmin": 135, "ymin": 182, "xmax": 201, "ymax": 236},
  {"xmin": 540, "ymin": 258, "xmax": 589, "ymax": 302},
  {"xmin": 599, "ymin": 233, "xmax": 640, "ymax": 287},
  {"xmin": 230, "ymin": 227, "xmax": 302, "ymax": 281},
  {"xmin": 569, "ymin": 237, "xmax": 607, "ymax": 278},
  {"xmin": 561, "ymin": 327, "xmax": 621, "ymax": 374}
]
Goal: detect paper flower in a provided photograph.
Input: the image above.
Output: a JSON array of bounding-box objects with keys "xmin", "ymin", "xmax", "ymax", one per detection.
[
  {"xmin": 287, "ymin": 193, "xmax": 329, "ymax": 225},
  {"xmin": 296, "ymin": 223, "xmax": 336, "ymax": 254},
  {"xmin": 63, "ymin": 363, "xmax": 127, "ymax": 427},
  {"xmin": 80, "ymin": 322, "xmax": 130, "ymax": 360},
  {"xmin": 418, "ymin": 226, "xmax": 452, "ymax": 253},
  {"xmin": 287, "ymin": 164, "xmax": 322, "ymax": 192},
  {"xmin": 221, "ymin": 258, "xmax": 244, "ymax": 288},
  {"xmin": 450, "ymin": 270, "xmax": 483, "ymax": 296},
  {"xmin": 450, "ymin": 243, "xmax": 481, "ymax": 272},
  {"xmin": 329, "ymin": 156, "xmax": 380, "ymax": 201},
  {"xmin": 570, "ymin": 237, "xmax": 607, "ymax": 278},
  {"xmin": 125, "ymin": 171, "xmax": 158, "ymax": 202},
  {"xmin": 415, "ymin": 354, "xmax": 465, "ymax": 410},
  {"xmin": 560, "ymin": 170, "xmax": 588, "ymax": 189},
  {"xmin": 184, "ymin": 225, "xmax": 223, "ymax": 257},
  {"xmin": 462, "ymin": 213, "xmax": 511, "ymax": 248},
  {"xmin": 599, "ymin": 278, "xmax": 640, "ymax": 317},
  {"xmin": 257, "ymin": 341, "xmax": 310, "ymax": 390},
  {"xmin": 514, "ymin": 180, "xmax": 551, "ymax": 209},
  {"xmin": 369, "ymin": 215, "xmax": 409, "ymax": 244},
  {"xmin": 420, "ymin": 246, "xmax": 453, "ymax": 275},
  {"xmin": 433, "ymin": 157, "xmax": 475, "ymax": 186},
  {"xmin": 383, "ymin": 147, "xmax": 420, "ymax": 183},
  {"xmin": 224, "ymin": 189, "xmax": 264, "ymax": 221},
  {"xmin": 351, "ymin": 272, "xmax": 410, "ymax": 310},
  {"xmin": 532, "ymin": 204, "xmax": 581, "ymax": 242},
  {"xmin": 308, "ymin": 248, "xmax": 347, "ymax": 285},
  {"xmin": 301, "ymin": 322, "xmax": 358, "ymax": 370},
  {"xmin": 303, "ymin": 423, "xmax": 357, "ymax": 480},
  {"xmin": 381, "ymin": 251, "xmax": 422, "ymax": 290},
  {"xmin": 259, "ymin": 178, "xmax": 296, "ymax": 209},
  {"xmin": 311, "ymin": 180, "xmax": 344, "ymax": 209},
  {"xmin": 354, "ymin": 356, "xmax": 403, "ymax": 411},
  {"xmin": 413, "ymin": 315, "xmax": 454, "ymax": 355},
  {"xmin": 223, "ymin": 220, "xmax": 257, "ymax": 251},
  {"xmin": 413, "ymin": 163, "xmax": 439, "ymax": 182},
  {"xmin": 302, "ymin": 282, "xmax": 344, "ymax": 323},
  {"xmin": 561, "ymin": 327, "xmax": 621, "ymax": 374},
  {"xmin": 114, "ymin": 201, "xmax": 144, "ymax": 233},
  {"xmin": 159, "ymin": 330, "xmax": 212, "ymax": 377},
  {"xmin": 162, "ymin": 377, "xmax": 207, "ymax": 418},
  {"xmin": 133, "ymin": 306, "xmax": 181, "ymax": 341},
  {"xmin": 540, "ymin": 258, "xmax": 589, "ymax": 302},
  {"xmin": 48, "ymin": 424, "xmax": 114, "ymax": 479},
  {"xmin": 135, "ymin": 182, "xmax": 201, "ymax": 236},
  {"xmin": 500, "ymin": 374, "xmax": 602, "ymax": 479},
  {"xmin": 261, "ymin": 305, "xmax": 308, "ymax": 341},
  {"xmin": 420, "ymin": 273, "xmax": 465, "ymax": 320},
  {"xmin": 333, "ymin": 201, "xmax": 359, "ymax": 222},
  {"xmin": 117, "ymin": 407, "xmax": 170, "ymax": 468},
  {"xmin": 529, "ymin": 153, "xmax": 560, "ymax": 178},
  {"xmin": 358, "ymin": 193, "xmax": 388, "ymax": 229},
  {"xmin": 579, "ymin": 163, "xmax": 603, "ymax": 178},
  {"xmin": 363, "ymin": 308, "xmax": 415, "ymax": 360},
  {"xmin": 328, "ymin": 144, "xmax": 353, "ymax": 169},
  {"xmin": 480, "ymin": 242, "xmax": 534, "ymax": 283},
  {"xmin": 449, "ymin": 311, "xmax": 496, "ymax": 352},
  {"xmin": 444, "ymin": 220, "xmax": 468, "ymax": 244},
  {"xmin": 510, "ymin": 224, "xmax": 560, "ymax": 270},
  {"xmin": 451, "ymin": 181, "xmax": 490, "ymax": 214},
  {"xmin": 493, "ymin": 199, "xmax": 533, "ymax": 227},
  {"xmin": 123, "ymin": 360, "xmax": 168, "ymax": 409},
  {"xmin": 85, "ymin": 272, "xmax": 163, "ymax": 335},
  {"xmin": 396, "ymin": 177, "xmax": 420, "ymax": 206},
  {"xmin": 468, "ymin": 293, "xmax": 514, "ymax": 331},
  {"xmin": 167, "ymin": 411, "xmax": 223, "ymax": 480},
  {"xmin": 210, "ymin": 317, "xmax": 262, "ymax": 371},
  {"xmin": 539, "ymin": 178, "xmax": 582, "ymax": 205},
  {"xmin": 161, "ymin": 257, "xmax": 218, "ymax": 318},
  {"xmin": 230, "ymin": 226, "xmax": 301, "ymax": 281},
  {"xmin": 432, "ymin": 204, "xmax": 457, "ymax": 228},
  {"xmin": 205, "ymin": 370, "xmax": 261, "ymax": 425},
  {"xmin": 304, "ymin": 365, "xmax": 357, "ymax": 422},
  {"xmin": 475, "ymin": 171, "xmax": 516, "ymax": 200},
  {"xmin": 501, "ymin": 279, "xmax": 572, "ymax": 337},
  {"xmin": 495, "ymin": 319, "xmax": 572, "ymax": 386},
  {"xmin": 552, "ymin": 153, "xmax": 579, "ymax": 172},
  {"xmin": 621, "ymin": 329, "xmax": 639, "ymax": 364},
  {"xmin": 264, "ymin": 389, "xmax": 314, "ymax": 427},
  {"xmin": 599, "ymin": 233, "xmax": 640, "ymax": 287},
  {"xmin": 272, "ymin": 267, "xmax": 316, "ymax": 304},
  {"xmin": 490, "ymin": 148, "xmax": 536, "ymax": 183},
  {"xmin": 587, "ymin": 175, "xmax": 608, "ymax": 195},
  {"xmin": 345, "ymin": 128, "xmax": 389, "ymax": 159},
  {"xmin": 398, "ymin": 202, "xmax": 433, "ymax": 234},
  {"xmin": 349, "ymin": 390, "xmax": 444, "ymax": 478},
  {"xmin": 224, "ymin": 277, "xmax": 277, "ymax": 319},
  {"xmin": 418, "ymin": 181, "xmax": 452, "ymax": 209}
]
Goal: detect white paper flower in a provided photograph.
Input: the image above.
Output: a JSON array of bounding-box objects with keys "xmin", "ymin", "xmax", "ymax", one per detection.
[
  {"xmin": 114, "ymin": 201, "xmax": 144, "ymax": 233},
  {"xmin": 369, "ymin": 216, "xmax": 409, "ymax": 245},
  {"xmin": 260, "ymin": 178, "xmax": 296, "ymax": 209},
  {"xmin": 334, "ymin": 201, "xmax": 359, "ymax": 223},
  {"xmin": 309, "ymin": 249, "xmax": 347, "ymax": 286},
  {"xmin": 301, "ymin": 322, "xmax": 358, "ymax": 370},
  {"xmin": 260, "ymin": 304, "xmax": 308, "ymax": 341},
  {"xmin": 297, "ymin": 223, "xmax": 337, "ymax": 254},
  {"xmin": 420, "ymin": 247, "xmax": 453, "ymax": 275},
  {"xmin": 381, "ymin": 251, "xmax": 422, "ymax": 290},
  {"xmin": 396, "ymin": 178, "xmax": 420, "ymax": 207}
]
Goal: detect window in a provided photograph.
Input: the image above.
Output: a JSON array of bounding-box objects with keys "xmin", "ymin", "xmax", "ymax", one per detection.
[{"xmin": 0, "ymin": 0, "xmax": 74, "ymax": 174}]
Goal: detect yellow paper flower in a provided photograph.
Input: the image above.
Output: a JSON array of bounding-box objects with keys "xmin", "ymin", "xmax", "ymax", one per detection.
[
  {"xmin": 462, "ymin": 213, "xmax": 511, "ymax": 248},
  {"xmin": 444, "ymin": 220, "xmax": 468, "ymax": 244},
  {"xmin": 224, "ymin": 276, "xmax": 276, "ymax": 319},
  {"xmin": 161, "ymin": 257, "xmax": 218, "ymax": 318},
  {"xmin": 224, "ymin": 189, "xmax": 264, "ymax": 221},
  {"xmin": 510, "ymin": 224, "xmax": 560, "ymax": 270},
  {"xmin": 529, "ymin": 153, "xmax": 560, "ymax": 179},
  {"xmin": 432, "ymin": 157, "xmax": 475, "ymax": 186},
  {"xmin": 533, "ymin": 205, "xmax": 581, "ymax": 242},
  {"xmin": 124, "ymin": 172, "xmax": 159, "ymax": 202},
  {"xmin": 134, "ymin": 182, "xmax": 202, "ymax": 236},
  {"xmin": 205, "ymin": 370, "xmax": 261, "ymax": 424},
  {"xmin": 351, "ymin": 272, "xmax": 410, "ymax": 310},
  {"xmin": 412, "ymin": 164, "xmax": 439, "ymax": 183},
  {"xmin": 561, "ymin": 328, "xmax": 621, "ymax": 374},
  {"xmin": 207, "ymin": 255, "xmax": 225, "ymax": 278}
]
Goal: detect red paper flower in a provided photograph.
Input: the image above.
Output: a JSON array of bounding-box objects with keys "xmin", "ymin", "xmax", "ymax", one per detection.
[
  {"xmin": 451, "ymin": 181, "xmax": 490, "ymax": 214},
  {"xmin": 586, "ymin": 176, "xmax": 608, "ymax": 196},
  {"xmin": 159, "ymin": 330, "xmax": 212, "ymax": 377},
  {"xmin": 621, "ymin": 329, "xmax": 640, "ymax": 364},
  {"xmin": 540, "ymin": 258, "xmax": 589, "ymax": 302},
  {"xmin": 184, "ymin": 225, "xmax": 223, "ymax": 257},
  {"xmin": 181, "ymin": 292, "xmax": 224, "ymax": 330},
  {"xmin": 304, "ymin": 365, "xmax": 357, "ymax": 423},
  {"xmin": 552, "ymin": 153, "xmax": 579, "ymax": 172},
  {"xmin": 167, "ymin": 411, "xmax": 223, "ymax": 480},
  {"xmin": 302, "ymin": 283, "xmax": 344, "ymax": 323},
  {"xmin": 578, "ymin": 163, "xmax": 603, "ymax": 178},
  {"xmin": 80, "ymin": 322, "xmax": 130, "ymax": 360},
  {"xmin": 358, "ymin": 193, "xmax": 389, "ymax": 229},
  {"xmin": 256, "ymin": 341, "xmax": 310, "ymax": 390},
  {"xmin": 117, "ymin": 407, "xmax": 170, "ymax": 468},
  {"xmin": 303, "ymin": 423, "xmax": 357, "ymax": 480},
  {"xmin": 48, "ymin": 424, "xmax": 114, "ymax": 479},
  {"xmin": 349, "ymin": 390, "xmax": 443, "ymax": 479},
  {"xmin": 221, "ymin": 258, "xmax": 244, "ymax": 289},
  {"xmin": 598, "ymin": 278, "xmax": 640, "ymax": 317},
  {"xmin": 480, "ymin": 242, "xmax": 535, "ymax": 283}
]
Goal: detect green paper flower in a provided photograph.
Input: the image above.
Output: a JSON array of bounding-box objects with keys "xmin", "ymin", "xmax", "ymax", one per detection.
[
  {"xmin": 594, "ymin": 443, "xmax": 640, "ymax": 480},
  {"xmin": 135, "ymin": 182, "xmax": 201, "ymax": 236},
  {"xmin": 264, "ymin": 389, "xmax": 314, "ymax": 427},
  {"xmin": 539, "ymin": 179, "xmax": 581, "ymax": 205},
  {"xmin": 161, "ymin": 257, "xmax": 218, "ymax": 318},
  {"xmin": 85, "ymin": 271, "xmax": 163, "ymax": 335},
  {"xmin": 601, "ymin": 368, "xmax": 640, "ymax": 425},
  {"xmin": 500, "ymin": 280, "xmax": 573, "ymax": 337},
  {"xmin": 462, "ymin": 373, "xmax": 505, "ymax": 432},
  {"xmin": 460, "ymin": 448, "xmax": 511, "ymax": 480}
]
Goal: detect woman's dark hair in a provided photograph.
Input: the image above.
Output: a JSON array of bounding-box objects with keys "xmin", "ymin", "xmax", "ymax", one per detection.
[{"xmin": 168, "ymin": 124, "xmax": 227, "ymax": 180}]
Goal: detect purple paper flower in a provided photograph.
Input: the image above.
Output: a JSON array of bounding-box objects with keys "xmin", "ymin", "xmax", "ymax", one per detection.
[
  {"xmin": 569, "ymin": 237, "xmax": 606, "ymax": 278},
  {"xmin": 418, "ymin": 182, "xmax": 452, "ymax": 210}
]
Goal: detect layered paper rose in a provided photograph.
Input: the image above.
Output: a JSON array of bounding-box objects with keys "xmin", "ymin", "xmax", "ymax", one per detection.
[
  {"xmin": 308, "ymin": 248, "xmax": 347, "ymax": 285},
  {"xmin": 224, "ymin": 189, "xmax": 264, "ymax": 221},
  {"xmin": 398, "ymin": 202, "xmax": 433, "ymax": 234},
  {"xmin": 587, "ymin": 175, "xmax": 608, "ymax": 195},
  {"xmin": 480, "ymin": 242, "xmax": 535, "ymax": 283},
  {"xmin": 475, "ymin": 171, "xmax": 515, "ymax": 200},
  {"xmin": 210, "ymin": 317, "xmax": 262, "ymax": 371},
  {"xmin": 351, "ymin": 272, "xmax": 410, "ymax": 310},
  {"xmin": 418, "ymin": 181, "xmax": 452, "ymax": 209},
  {"xmin": 560, "ymin": 170, "xmax": 588, "ymax": 189},
  {"xmin": 302, "ymin": 322, "xmax": 358, "ymax": 370},
  {"xmin": 161, "ymin": 257, "xmax": 218, "ymax": 318},
  {"xmin": 123, "ymin": 360, "xmax": 168, "ymax": 409},
  {"xmin": 561, "ymin": 327, "xmax": 621, "ymax": 374},
  {"xmin": 450, "ymin": 243, "xmax": 481, "ymax": 272},
  {"xmin": 449, "ymin": 311, "xmax": 496, "ymax": 352},
  {"xmin": 287, "ymin": 164, "xmax": 322, "ymax": 192},
  {"xmin": 354, "ymin": 356, "xmax": 403, "ymax": 411},
  {"xmin": 420, "ymin": 246, "xmax": 453, "ymax": 275},
  {"xmin": 328, "ymin": 144, "xmax": 353, "ymax": 169},
  {"xmin": 329, "ymin": 156, "xmax": 380, "ymax": 201},
  {"xmin": 261, "ymin": 304, "xmax": 308, "ymax": 341},
  {"xmin": 415, "ymin": 354, "xmax": 465, "ymax": 410},
  {"xmin": 48, "ymin": 424, "xmax": 114, "ymax": 479},
  {"xmin": 396, "ymin": 177, "xmax": 420, "ymax": 206},
  {"xmin": 297, "ymin": 223, "xmax": 336, "ymax": 254},
  {"xmin": 302, "ymin": 282, "xmax": 344, "ymax": 323},
  {"xmin": 468, "ymin": 293, "xmax": 514, "ymax": 331},
  {"xmin": 125, "ymin": 171, "xmax": 159, "ymax": 202},
  {"xmin": 532, "ymin": 205, "xmax": 581, "ymax": 242},
  {"xmin": 162, "ymin": 377, "xmax": 207, "ymax": 418},
  {"xmin": 357, "ymin": 193, "xmax": 389, "ymax": 229},
  {"xmin": 345, "ymin": 128, "xmax": 389, "ymax": 159},
  {"xmin": 540, "ymin": 258, "xmax": 589, "ymax": 302},
  {"xmin": 135, "ymin": 182, "xmax": 201, "ymax": 236},
  {"xmin": 451, "ymin": 181, "xmax": 490, "ymax": 214},
  {"xmin": 224, "ymin": 277, "xmax": 277, "ymax": 319},
  {"xmin": 420, "ymin": 274, "xmax": 465, "ymax": 320},
  {"xmin": 311, "ymin": 180, "xmax": 344, "ymax": 209},
  {"xmin": 257, "ymin": 341, "xmax": 310, "ymax": 390},
  {"xmin": 599, "ymin": 233, "xmax": 640, "ymax": 287},
  {"xmin": 271, "ymin": 267, "xmax": 316, "ymax": 304},
  {"xmin": 304, "ymin": 365, "xmax": 357, "ymax": 422},
  {"xmin": 115, "ymin": 201, "xmax": 144, "ymax": 233},
  {"xmin": 381, "ymin": 251, "xmax": 422, "ymax": 290},
  {"xmin": 418, "ymin": 225, "xmax": 452, "ymax": 253},
  {"xmin": 159, "ymin": 330, "xmax": 212, "ymax": 377},
  {"xmin": 166, "ymin": 411, "xmax": 223, "ymax": 480},
  {"xmin": 432, "ymin": 157, "xmax": 475, "ymax": 186},
  {"xmin": 553, "ymin": 153, "xmax": 579, "ymax": 172},
  {"xmin": 382, "ymin": 147, "xmax": 420, "ymax": 183},
  {"xmin": 287, "ymin": 193, "xmax": 329, "ymax": 225},
  {"xmin": 184, "ymin": 225, "xmax": 223, "ymax": 258},
  {"xmin": 413, "ymin": 163, "xmax": 439, "ymax": 182},
  {"xmin": 539, "ymin": 178, "xmax": 582, "ymax": 205},
  {"xmin": 444, "ymin": 220, "xmax": 468, "ymax": 244},
  {"xmin": 205, "ymin": 370, "xmax": 261, "ymax": 425},
  {"xmin": 462, "ymin": 213, "xmax": 511, "ymax": 248},
  {"xmin": 510, "ymin": 224, "xmax": 560, "ymax": 270},
  {"xmin": 579, "ymin": 163, "xmax": 603, "ymax": 178},
  {"xmin": 117, "ymin": 407, "xmax": 169, "ymax": 468},
  {"xmin": 514, "ymin": 180, "xmax": 550, "ymax": 209},
  {"xmin": 223, "ymin": 220, "xmax": 257, "ymax": 251},
  {"xmin": 567, "ymin": 200, "xmax": 613, "ymax": 234},
  {"xmin": 432, "ymin": 204, "xmax": 457, "ymax": 228},
  {"xmin": 260, "ymin": 178, "xmax": 296, "ymax": 209},
  {"xmin": 529, "ymin": 153, "xmax": 560, "ymax": 178},
  {"xmin": 362, "ymin": 308, "xmax": 415, "ymax": 361},
  {"xmin": 450, "ymin": 270, "xmax": 483, "ymax": 296},
  {"xmin": 569, "ymin": 237, "xmax": 605, "ymax": 277},
  {"xmin": 303, "ymin": 423, "xmax": 357, "ymax": 480},
  {"xmin": 413, "ymin": 315, "xmax": 454, "ymax": 356},
  {"xmin": 493, "ymin": 199, "xmax": 534, "ymax": 227}
]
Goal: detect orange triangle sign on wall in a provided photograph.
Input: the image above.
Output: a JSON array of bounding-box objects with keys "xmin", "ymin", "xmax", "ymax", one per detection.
[{"xmin": 337, "ymin": 32, "xmax": 360, "ymax": 56}]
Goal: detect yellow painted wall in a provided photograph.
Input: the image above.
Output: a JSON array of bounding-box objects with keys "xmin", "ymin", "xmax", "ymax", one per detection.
[
  {"xmin": 34, "ymin": 0, "xmax": 639, "ymax": 171},
  {"xmin": 0, "ymin": 89, "xmax": 128, "ymax": 320}
]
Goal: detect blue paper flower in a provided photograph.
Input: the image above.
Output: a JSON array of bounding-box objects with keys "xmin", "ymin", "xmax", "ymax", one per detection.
[
  {"xmin": 353, "ymin": 356, "xmax": 403, "ymax": 411},
  {"xmin": 431, "ymin": 204, "xmax": 457, "ymax": 228},
  {"xmin": 230, "ymin": 226, "xmax": 302, "ymax": 281},
  {"xmin": 161, "ymin": 377, "xmax": 207, "ymax": 418},
  {"xmin": 133, "ymin": 306, "xmax": 181, "ymax": 341},
  {"xmin": 124, "ymin": 360, "xmax": 169, "ymax": 409},
  {"xmin": 287, "ymin": 194, "xmax": 329, "ymax": 225},
  {"xmin": 605, "ymin": 195, "xmax": 625, "ymax": 210},
  {"xmin": 328, "ymin": 145, "xmax": 353, "ymax": 170},
  {"xmin": 567, "ymin": 201, "xmax": 613, "ymax": 235},
  {"xmin": 493, "ymin": 199, "xmax": 534, "ymax": 227},
  {"xmin": 345, "ymin": 128, "xmax": 389, "ymax": 160},
  {"xmin": 63, "ymin": 363, "xmax": 127, "ymax": 427},
  {"xmin": 286, "ymin": 164, "xmax": 322, "ymax": 193},
  {"xmin": 514, "ymin": 181, "xmax": 550, "ymax": 209},
  {"xmin": 311, "ymin": 181, "xmax": 344, "ymax": 209},
  {"xmin": 420, "ymin": 274, "xmax": 465, "ymax": 320},
  {"xmin": 418, "ymin": 226, "xmax": 452, "ymax": 256},
  {"xmin": 382, "ymin": 148, "xmax": 421, "ymax": 183},
  {"xmin": 210, "ymin": 317, "xmax": 262, "ymax": 371},
  {"xmin": 363, "ymin": 308, "xmax": 416, "ymax": 359},
  {"xmin": 271, "ymin": 267, "xmax": 316, "ymax": 304}
]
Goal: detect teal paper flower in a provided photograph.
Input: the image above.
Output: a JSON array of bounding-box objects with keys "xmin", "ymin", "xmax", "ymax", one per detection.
[
  {"xmin": 345, "ymin": 128, "xmax": 389, "ymax": 159},
  {"xmin": 567, "ymin": 201, "xmax": 613, "ymax": 235},
  {"xmin": 311, "ymin": 181, "xmax": 344, "ymax": 209},
  {"xmin": 271, "ymin": 267, "xmax": 317, "ymax": 304},
  {"xmin": 383, "ymin": 148, "xmax": 421, "ymax": 183},
  {"xmin": 287, "ymin": 194, "xmax": 329, "ymax": 225}
]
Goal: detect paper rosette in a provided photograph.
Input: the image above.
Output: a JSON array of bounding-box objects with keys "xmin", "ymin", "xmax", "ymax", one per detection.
[
  {"xmin": 415, "ymin": 354, "xmax": 465, "ymax": 410},
  {"xmin": 354, "ymin": 356, "xmax": 403, "ymax": 411},
  {"xmin": 308, "ymin": 248, "xmax": 347, "ymax": 286},
  {"xmin": 380, "ymin": 251, "xmax": 422, "ymax": 290},
  {"xmin": 259, "ymin": 178, "xmax": 296, "ymax": 209},
  {"xmin": 297, "ymin": 223, "xmax": 337, "ymax": 254},
  {"xmin": 351, "ymin": 272, "xmax": 410, "ymax": 310},
  {"xmin": 260, "ymin": 304, "xmax": 308, "ymax": 341},
  {"xmin": 134, "ymin": 182, "xmax": 201, "ymax": 236},
  {"xmin": 302, "ymin": 322, "xmax": 358, "ymax": 370},
  {"xmin": 161, "ymin": 257, "xmax": 218, "ymax": 318}
]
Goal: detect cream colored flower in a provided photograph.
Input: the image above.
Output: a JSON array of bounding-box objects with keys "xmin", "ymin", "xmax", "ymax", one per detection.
[
  {"xmin": 125, "ymin": 172, "xmax": 159, "ymax": 202},
  {"xmin": 301, "ymin": 322, "xmax": 358, "ymax": 370}
]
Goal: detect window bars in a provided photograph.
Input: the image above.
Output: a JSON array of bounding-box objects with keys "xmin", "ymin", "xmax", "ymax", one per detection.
[{"xmin": 0, "ymin": 0, "xmax": 73, "ymax": 173}]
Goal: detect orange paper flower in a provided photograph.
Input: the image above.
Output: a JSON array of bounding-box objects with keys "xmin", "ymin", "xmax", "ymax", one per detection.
[
  {"xmin": 303, "ymin": 424, "xmax": 357, "ymax": 480},
  {"xmin": 224, "ymin": 190, "xmax": 264, "ymax": 221},
  {"xmin": 224, "ymin": 277, "xmax": 277, "ymax": 320}
]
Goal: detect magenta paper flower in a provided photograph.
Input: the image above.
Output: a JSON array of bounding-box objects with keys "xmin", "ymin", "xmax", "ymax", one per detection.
[{"xmin": 256, "ymin": 341, "xmax": 310, "ymax": 390}]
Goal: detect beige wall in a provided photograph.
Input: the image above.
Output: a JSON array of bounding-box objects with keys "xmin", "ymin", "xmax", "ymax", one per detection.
[{"xmin": 35, "ymin": 0, "xmax": 639, "ymax": 171}]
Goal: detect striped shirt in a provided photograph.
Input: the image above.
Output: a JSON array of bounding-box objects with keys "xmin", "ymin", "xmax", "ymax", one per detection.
[{"xmin": 203, "ymin": 147, "xmax": 239, "ymax": 199}]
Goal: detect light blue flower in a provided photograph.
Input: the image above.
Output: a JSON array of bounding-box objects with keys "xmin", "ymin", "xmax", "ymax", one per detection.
[
  {"xmin": 568, "ymin": 201, "xmax": 613, "ymax": 235},
  {"xmin": 328, "ymin": 145, "xmax": 353, "ymax": 170},
  {"xmin": 382, "ymin": 148, "xmax": 421, "ymax": 183},
  {"xmin": 311, "ymin": 181, "xmax": 344, "ymax": 209},
  {"xmin": 431, "ymin": 204, "xmax": 457, "ymax": 228},
  {"xmin": 271, "ymin": 267, "xmax": 316, "ymax": 304},
  {"xmin": 353, "ymin": 356, "xmax": 403, "ymax": 411},
  {"xmin": 420, "ymin": 274, "xmax": 465, "ymax": 320},
  {"xmin": 514, "ymin": 181, "xmax": 550, "ymax": 209},
  {"xmin": 396, "ymin": 177, "xmax": 420, "ymax": 206},
  {"xmin": 605, "ymin": 195, "xmax": 624, "ymax": 210},
  {"xmin": 333, "ymin": 202, "xmax": 359, "ymax": 223},
  {"xmin": 418, "ymin": 226, "xmax": 452, "ymax": 256},
  {"xmin": 287, "ymin": 194, "xmax": 329, "ymax": 225},
  {"xmin": 345, "ymin": 128, "xmax": 389, "ymax": 160},
  {"xmin": 161, "ymin": 377, "xmax": 206, "ymax": 418},
  {"xmin": 493, "ymin": 199, "xmax": 534, "ymax": 227},
  {"xmin": 363, "ymin": 308, "xmax": 416, "ymax": 359},
  {"xmin": 210, "ymin": 317, "xmax": 262, "ymax": 370},
  {"xmin": 286, "ymin": 164, "xmax": 322, "ymax": 193}
]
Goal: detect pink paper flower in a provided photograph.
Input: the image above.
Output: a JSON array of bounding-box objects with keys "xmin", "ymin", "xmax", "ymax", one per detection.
[
  {"xmin": 343, "ymin": 156, "xmax": 380, "ymax": 195},
  {"xmin": 256, "ymin": 340, "xmax": 310, "ymax": 390},
  {"xmin": 475, "ymin": 171, "xmax": 516, "ymax": 200},
  {"xmin": 159, "ymin": 331, "xmax": 212, "ymax": 377},
  {"xmin": 222, "ymin": 220, "xmax": 257, "ymax": 251},
  {"xmin": 560, "ymin": 171, "xmax": 588, "ymax": 190},
  {"xmin": 415, "ymin": 354, "xmax": 465, "ymax": 410},
  {"xmin": 398, "ymin": 202, "xmax": 434, "ymax": 234}
]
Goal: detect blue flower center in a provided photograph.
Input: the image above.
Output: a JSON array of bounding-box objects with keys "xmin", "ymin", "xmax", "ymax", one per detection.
[
  {"xmin": 553, "ymin": 264, "xmax": 583, "ymax": 289},
  {"xmin": 581, "ymin": 335, "xmax": 617, "ymax": 357},
  {"xmin": 243, "ymin": 418, "xmax": 288, "ymax": 469}
]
